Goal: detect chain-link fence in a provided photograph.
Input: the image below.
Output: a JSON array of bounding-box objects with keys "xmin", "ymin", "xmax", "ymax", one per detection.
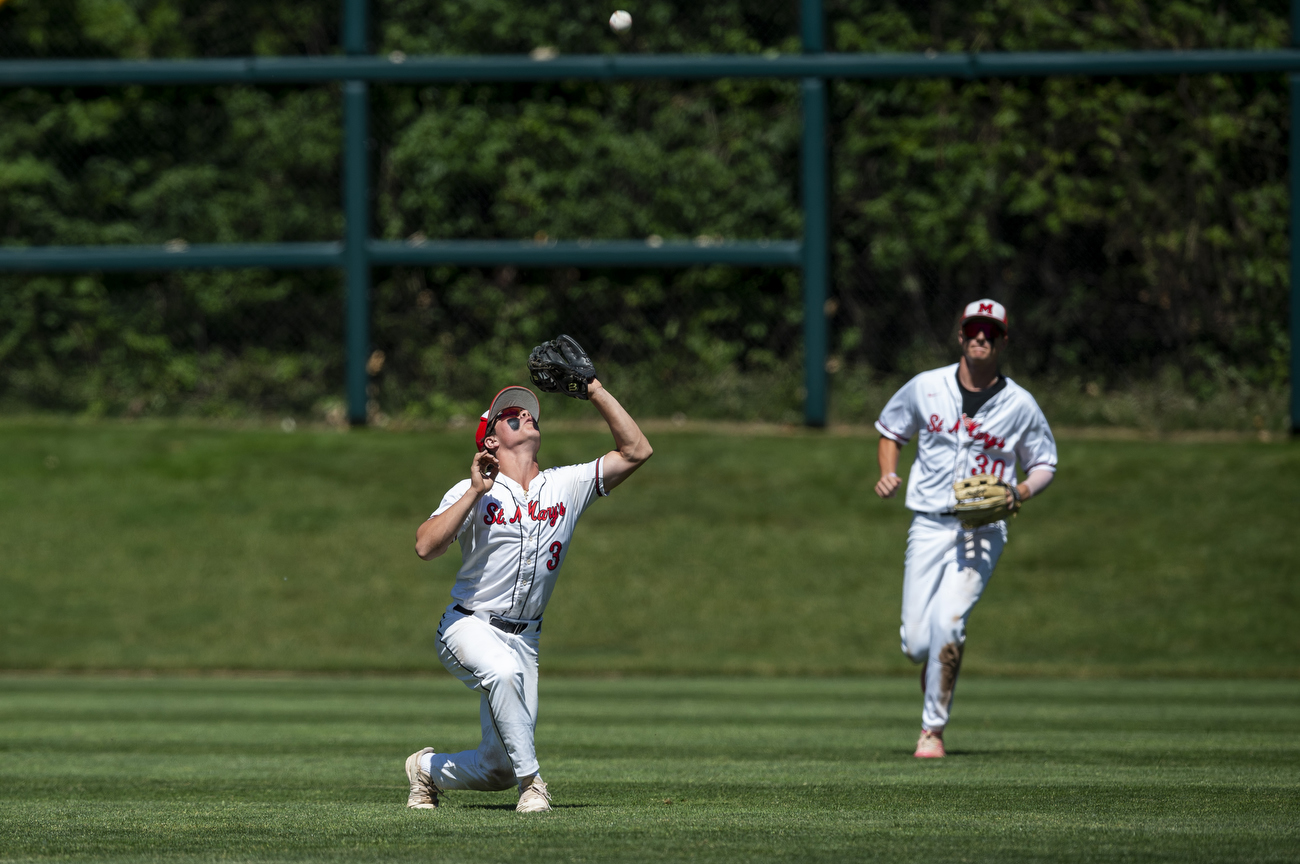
[
  {"xmin": 0, "ymin": 0, "xmax": 339, "ymax": 59},
  {"xmin": 0, "ymin": 0, "xmax": 798, "ymax": 58},
  {"xmin": 0, "ymin": 0, "xmax": 1291, "ymax": 430}
]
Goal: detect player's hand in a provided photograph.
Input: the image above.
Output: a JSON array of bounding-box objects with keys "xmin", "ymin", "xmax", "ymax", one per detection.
[
  {"xmin": 875, "ymin": 473, "xmax": 901, "ymax": 499},
  {"xmin": 1007, "ymin": 482, "xmax": 1028, "ymax": 511},
  {"xmin": 471, "ymin": 451, "xmax": 498, "ymax": 494}
]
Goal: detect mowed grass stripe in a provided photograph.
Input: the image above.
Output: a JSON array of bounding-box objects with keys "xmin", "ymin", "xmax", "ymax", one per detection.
[{"xmin": 1, "ymin": 677, "xmax": 1298, "ymax": 863}]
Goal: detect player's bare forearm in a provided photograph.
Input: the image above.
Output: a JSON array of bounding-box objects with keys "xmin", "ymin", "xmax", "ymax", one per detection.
[
  {"xmin": 416, "ymin": 489, "xmax": 479, "ymax": 560},
  {"xmin": 415, "ymin": 496, "xmax": 472, "ymax": 560},
  {"xmin": 416, "ymin": 451, "xmax": 498, "ymax": 560},
  {"xmin": 875, "ymin": 436, "xmax": 903, "ymax": 498},
  {"xmin": 588, "ymin": 378, "xmax": 652, "ymax": 490}
]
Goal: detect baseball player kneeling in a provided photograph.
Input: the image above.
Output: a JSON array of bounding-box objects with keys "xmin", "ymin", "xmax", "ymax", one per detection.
[
  {"xmin": 406, "ymin": 336, "xmax": 652, "ymax": 811},
  {"xmin": 874, "ymin": 300, "xmax": 1058, "ymax": 758}
]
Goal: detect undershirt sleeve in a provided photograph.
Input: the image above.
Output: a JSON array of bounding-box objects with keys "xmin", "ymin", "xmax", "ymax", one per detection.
[{"xmin": 1023, "ymin": 469, "xmax": 1055, "ymax": 497}]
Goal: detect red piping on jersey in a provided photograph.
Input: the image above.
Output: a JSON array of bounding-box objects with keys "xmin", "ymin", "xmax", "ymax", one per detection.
[{"xmin": 876, "ymin": 420, "xmax": 910, "ymax": 444}]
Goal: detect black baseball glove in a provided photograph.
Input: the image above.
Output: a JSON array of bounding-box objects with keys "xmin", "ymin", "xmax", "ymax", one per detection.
[{"xmin": 528, "ymin": 334, "xmax": 597, "ymax": 399}]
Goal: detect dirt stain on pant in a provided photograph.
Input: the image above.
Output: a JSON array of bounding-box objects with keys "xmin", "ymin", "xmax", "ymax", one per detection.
[{"xmin": 938, "ymin": 642, "xmax": 965, "ymax": 709}]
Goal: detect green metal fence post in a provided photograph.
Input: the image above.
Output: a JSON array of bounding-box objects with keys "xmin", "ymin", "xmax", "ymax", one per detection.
[
  {"xmin": 801, "ymin": 0, "xmax": 828, "ymax": 427},
  {"xmin": 1291, "ymin": 76, "xmax": 1300, "ymax": 436},
  {"xmin": 1292, "ymin": 0, "xmax": 1300, "ymax": 434},
  {"xmin": 344, "ymin": 0, "xmax": 371, "ymax": 426}
]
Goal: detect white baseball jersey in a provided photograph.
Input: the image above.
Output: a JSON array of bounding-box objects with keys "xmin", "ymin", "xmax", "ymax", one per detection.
[
  {"xmin": 432, "ymin": 457, "xmax": 608, "ymax": 620},
  {"xmin": 875, "ymin": 363, "xmax": 1057, "ymax": 514}
]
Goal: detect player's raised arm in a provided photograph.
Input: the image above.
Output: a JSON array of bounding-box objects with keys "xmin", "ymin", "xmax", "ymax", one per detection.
[
  {"xmin": 415, "ymin": 450, "xmax": 498, "ymax": 560},
  {"xmin": 526, "ymin": 334, "xmax": 651, "ymax": 491},
  {"xmin": 587, "ymin": 378, "xmax": 652, "ymax": 490}
]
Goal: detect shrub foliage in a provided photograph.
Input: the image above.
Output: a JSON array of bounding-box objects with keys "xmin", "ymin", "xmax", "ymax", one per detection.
[{"xmin": 0, "ymin": 0, "xmax": 1290, "ymax": 427}]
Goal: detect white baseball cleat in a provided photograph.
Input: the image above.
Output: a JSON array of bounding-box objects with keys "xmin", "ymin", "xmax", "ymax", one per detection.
[
  {"xmin": 516, "ymin": 775, "xmax": 552, "ymax": 812},
  {"xmin": 914, "ymin": 729, "xmax": 945, "ymax": 758},
  {"xmin": 405, "ymin": 747, "xmax": 440, "ymax": 809}
]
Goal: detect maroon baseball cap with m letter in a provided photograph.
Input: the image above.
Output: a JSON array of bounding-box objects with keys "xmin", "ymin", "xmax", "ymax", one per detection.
[{"xmin": 475, "ymin": 385, "xmax": 541, "ymax": 451}]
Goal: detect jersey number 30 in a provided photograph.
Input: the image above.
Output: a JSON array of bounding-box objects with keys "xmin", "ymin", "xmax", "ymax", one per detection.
[{"xmin": 972, "ymin": 453, "xmax": 1007, "ymax": 479}]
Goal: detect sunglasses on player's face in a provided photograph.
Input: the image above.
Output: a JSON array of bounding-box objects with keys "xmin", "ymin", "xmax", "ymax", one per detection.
[
  {"xmin": 962, "ymin": 321, "xmax": 1004, "ymax": 342},
  {"xmin": 492, "ymin": 407, "xmax": 536, "ymax": 433}
]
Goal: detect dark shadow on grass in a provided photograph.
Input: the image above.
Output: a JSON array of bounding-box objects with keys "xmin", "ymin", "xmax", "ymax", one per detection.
[
  {"xmin": 454, "ymin": 804, "xmax": 517, "ymax": 811},
  {"xmin": 456, "ymin": 803, "xmax": 594, "ymax": 810}
]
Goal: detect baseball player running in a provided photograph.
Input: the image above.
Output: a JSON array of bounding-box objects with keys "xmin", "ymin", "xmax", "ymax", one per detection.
[
  {"xmin": 406, "ymin": 336, "xmax": 651, "ymax": 812},
  {"xmin": 874, "ymin": 300, "xmax": 1057, "ymax": 758}
]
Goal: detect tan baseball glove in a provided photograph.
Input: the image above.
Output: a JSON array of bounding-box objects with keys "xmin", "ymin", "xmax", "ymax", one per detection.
[{"xmin": 953, "ymin": 473, "xmax": 1021, "ymax": 529}]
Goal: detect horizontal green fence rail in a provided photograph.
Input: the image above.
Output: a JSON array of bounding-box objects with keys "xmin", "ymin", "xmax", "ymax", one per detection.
[
  {"xmin": 368, "ymin": 239, "xmax": 803, "ymax": 268},
  {"xmin": 0, "ymin": 244, "xmax": 344, "ymax": 271},
  {"xmin": 4, "ymin": 50, "xmax": 1300, "ymax": 86},
  {"xmin": 0, "ymin": 241, "xmax": 802, "ymax": 271}
]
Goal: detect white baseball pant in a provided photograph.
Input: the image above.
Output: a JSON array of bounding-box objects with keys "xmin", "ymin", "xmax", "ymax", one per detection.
[
  {"xmin": 425, "ymin": 607, "xmax": 541, "ymax": 791},
  {"xmin": 900, "ymin": 513, "xmax": 1006, "ymax": 732}
]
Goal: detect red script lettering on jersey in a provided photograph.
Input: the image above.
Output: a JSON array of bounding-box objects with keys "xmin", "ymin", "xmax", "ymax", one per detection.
[
  {"xmin": 485, "ymin": 500, "xmax": 568, "ymax": 527},
  {"xmin": 528, "ymin": 500, "xmax": 567, "ymax": 526},
  {"xmin": 922, "ymin": 416, "xmax": 1007, "ymax": 450}
]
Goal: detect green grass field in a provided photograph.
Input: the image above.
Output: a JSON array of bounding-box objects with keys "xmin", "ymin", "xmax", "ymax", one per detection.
[
  {"xmin": 1, "ymin": 419, "xmax": 1296, "ymax": 675},
  {"xmin": 1, "ymin": 675, "xmax": 1296, "ymax": 863},
  {"xmin": 2, "ymin": 420, "xmax": 1297, "ymax": 861}
]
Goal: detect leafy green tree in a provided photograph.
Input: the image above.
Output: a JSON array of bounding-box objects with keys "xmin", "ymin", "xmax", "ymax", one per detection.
[{"xmin": 0, "ymin": 0, "xmax": 1290, "ymax": 429}]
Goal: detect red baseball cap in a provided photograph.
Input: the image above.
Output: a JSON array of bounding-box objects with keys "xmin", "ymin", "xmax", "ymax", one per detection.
[
  {"xmin": 475, "ymin": 386, "xmax": 541, "ymax": 451},
  {"xmin": 961, "ymin": 299, "xmax": 1008, "ymax": 334}
]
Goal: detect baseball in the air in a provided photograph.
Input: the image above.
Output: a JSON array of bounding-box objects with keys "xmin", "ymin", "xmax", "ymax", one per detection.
[{"xmin": 609, "ymin": 10, "xmax": 632, "ymax": 33}]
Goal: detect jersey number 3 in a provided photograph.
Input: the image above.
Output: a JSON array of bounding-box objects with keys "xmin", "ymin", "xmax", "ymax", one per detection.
[{"xmin": 546, "ymin": 541, "xmax": 563, "ymax": 571}]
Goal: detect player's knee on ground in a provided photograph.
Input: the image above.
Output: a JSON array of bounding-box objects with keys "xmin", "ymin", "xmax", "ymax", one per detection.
[{"xmin": 480, "ymin": 752, "xmax": 516, "ymax": 791}]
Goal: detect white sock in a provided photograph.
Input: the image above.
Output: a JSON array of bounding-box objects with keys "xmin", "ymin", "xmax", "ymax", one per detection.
[{"xmin": 419, "ymin": 752, "xmax": 435, "ymax": 775}]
